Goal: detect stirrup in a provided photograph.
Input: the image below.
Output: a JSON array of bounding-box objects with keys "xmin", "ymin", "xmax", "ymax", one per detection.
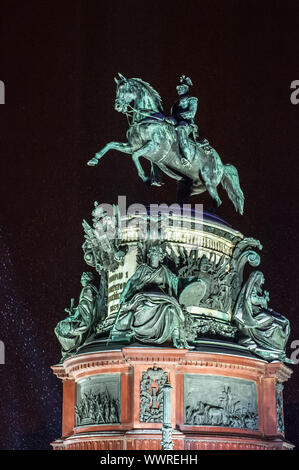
[{"xmin": 181, "ymin": 157, "xmax": 191, "ymax": 167}]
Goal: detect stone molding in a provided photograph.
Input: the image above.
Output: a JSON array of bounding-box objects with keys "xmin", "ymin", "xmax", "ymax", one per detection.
[{"xmin": 52, "ymin": 348, "xmax": 292, "ymax": 383}]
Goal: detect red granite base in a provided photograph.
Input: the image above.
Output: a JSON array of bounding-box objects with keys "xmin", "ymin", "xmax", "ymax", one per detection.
[{"xmin": 51, "ymin": 347, "xmax": 293, "ymax": 450}]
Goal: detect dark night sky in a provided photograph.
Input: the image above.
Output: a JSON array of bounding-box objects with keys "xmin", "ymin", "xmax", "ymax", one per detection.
[{"xmin": 0, "ymin": 0, "xmax": 299, "ymax": 450}]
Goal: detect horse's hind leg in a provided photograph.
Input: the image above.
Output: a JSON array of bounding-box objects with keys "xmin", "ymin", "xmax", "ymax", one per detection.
[
  {"xmin": 150, "ymin": 163, "xmax": 163, "ymax": 186},
  {"xmin": 205, "ymin": 182, "xmax": 222, "ymax": 207},
  {"xmin": 132, "ymin": 141, "xmax": 159, "ymax": 183},
  {"xmin": 201, "ymin": 165, "xmax": 222, "ymax": 207}
]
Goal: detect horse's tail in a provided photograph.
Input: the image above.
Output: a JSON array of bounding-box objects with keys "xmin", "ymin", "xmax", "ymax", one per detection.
[{"xmin": 221, "ymin": 164, "xmax": 244, "ymax": 215}]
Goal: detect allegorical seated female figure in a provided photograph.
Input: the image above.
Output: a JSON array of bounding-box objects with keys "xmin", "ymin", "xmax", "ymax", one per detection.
[
  {"xmin": 55, "ymin": 272, "xmax": 101, "ymax": 359},
  {"xmin": 112, "ymin": 243, "xmax": 190, "ymax": 348},
  {"xmin": 233, "ymin": 271, "xmax": 291, "ymax": 362}
]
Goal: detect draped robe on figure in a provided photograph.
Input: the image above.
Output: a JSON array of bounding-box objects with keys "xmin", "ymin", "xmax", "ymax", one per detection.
[{"xmin": 114, "ymin": 264, "xmax": 185, "ymax": 344}]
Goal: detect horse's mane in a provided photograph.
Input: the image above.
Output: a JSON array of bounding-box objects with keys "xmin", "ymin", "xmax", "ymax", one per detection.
[{"xmin": 130, "ymin": 77, "xmax": 163, "ymax": 109}]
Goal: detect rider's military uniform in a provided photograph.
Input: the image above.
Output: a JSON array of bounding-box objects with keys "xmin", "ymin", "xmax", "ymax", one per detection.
[
  {"xmin": 171, "ymin": 95, "xmax": 198, "ymax": 129},
  {"xmin": 171, "ymin": 76, "xmax": 199, "ymax": 165}
]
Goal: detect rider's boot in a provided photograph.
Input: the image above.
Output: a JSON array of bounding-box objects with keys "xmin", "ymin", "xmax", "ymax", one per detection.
[
  {"xmin": 177, "ymin": 126, "xmax": 192, "ymax": 168},
  {"xmin": 181, "ymin": 156, "xmax": 191, "ymax": 167}
]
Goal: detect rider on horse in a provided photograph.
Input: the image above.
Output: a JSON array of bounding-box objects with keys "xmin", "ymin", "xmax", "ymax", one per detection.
[
  {"xmin": 171, "ymin": 75, "xmax": 199, "ymax": 167},
  {"xmin": 87, "ymin": 74, "xmax": 244, "ymax": 215}
]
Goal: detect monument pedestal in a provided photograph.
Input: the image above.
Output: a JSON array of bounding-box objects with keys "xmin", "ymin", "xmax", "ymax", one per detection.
[
  {"xmin": 51, "ymin": 344, "xmax": 293, "ymax": 450},
  {"xmin": 52, "ymin": 75, "xmax": 294, "ymax": 450}
]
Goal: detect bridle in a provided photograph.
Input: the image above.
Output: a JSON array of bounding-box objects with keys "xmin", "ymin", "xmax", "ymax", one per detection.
[{"xmin": 117, "ymin": 83, "xmax": 164, "ymax": 126}]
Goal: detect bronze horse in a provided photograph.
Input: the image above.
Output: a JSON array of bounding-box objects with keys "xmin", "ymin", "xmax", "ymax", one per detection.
[{"xmin": 88, "ymin": 74, "xmax": 244, "ymax": 214}]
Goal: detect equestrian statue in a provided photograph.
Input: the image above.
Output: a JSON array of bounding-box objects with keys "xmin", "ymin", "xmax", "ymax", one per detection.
[{"xmin": 87, "ymin": 74, "xmax": 244, "ymax": 214}]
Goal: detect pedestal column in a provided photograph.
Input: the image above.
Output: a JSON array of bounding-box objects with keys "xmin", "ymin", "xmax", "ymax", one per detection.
[{"xmin": 51, "ymin": 347, "xmax": 293, "ymax": 451}]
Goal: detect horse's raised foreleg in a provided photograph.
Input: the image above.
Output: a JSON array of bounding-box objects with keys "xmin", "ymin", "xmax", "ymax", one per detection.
[
  {"xmin": 87, "ymin": 142, "xmax": 133, "ymax": 166},
  {"xmin": 132, "ymin": 141, "xmax": 159, "ymax": 183}
]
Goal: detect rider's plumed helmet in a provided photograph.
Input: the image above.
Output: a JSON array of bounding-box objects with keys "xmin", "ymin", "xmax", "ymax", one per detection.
[
  {"xmin": 179, "ymin": 75, "xmax": 193, "ymax": 86},
  {"xmin": 176, "ymin": 75, "xmax": 193, "ymax": 95}
]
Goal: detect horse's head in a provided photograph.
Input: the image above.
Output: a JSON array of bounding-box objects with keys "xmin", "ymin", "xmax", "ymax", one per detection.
[
  {"xmin": 114, "ymin": 73, "xmax": 137, "ymax": 113},
  {"xmin": 114, "ymin": 74, "xmax": 163, "ymax": 115}
]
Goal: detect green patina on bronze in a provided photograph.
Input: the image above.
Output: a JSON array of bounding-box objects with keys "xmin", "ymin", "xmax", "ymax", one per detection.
[
  {"xmin": 184, "ymin": 375, "xmax": 258, "ymax": 430},
  {"xmin": 54, "ymin": 75, "xmax": 291, "ymax": 367},
  {"xmin": 75, "ymin": 374, "xmax": 121, "ymax": 427},
  {"xmin": 139, "ymin": 365, "xmax": 168, "ymax": 423},
  {"xmin": 54, "ymin": 271, "xmax": 106, "ymax": 360},
  {"xmin": 109, "ymin": 241, "xmax": 191, "ymax": 349},
  {"xmin": 87, "ymin": 74, "xmax": 244, "ymax": 214},
  {"xmin": 233, "ymin": 271, "xmax": 291, "ymax": 362}
]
